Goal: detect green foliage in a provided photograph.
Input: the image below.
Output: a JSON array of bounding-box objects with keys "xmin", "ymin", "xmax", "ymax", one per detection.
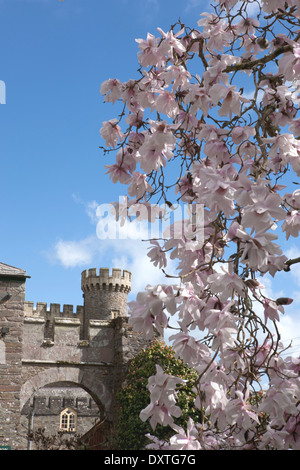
[{"xmin": 115, "ymin": 340, "xmax": 202, "ymax": 450}]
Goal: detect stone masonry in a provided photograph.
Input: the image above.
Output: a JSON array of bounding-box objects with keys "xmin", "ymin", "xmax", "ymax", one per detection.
[{"xmin": 0, "ymin": 263, "xmax": 151, "ymax": 450}]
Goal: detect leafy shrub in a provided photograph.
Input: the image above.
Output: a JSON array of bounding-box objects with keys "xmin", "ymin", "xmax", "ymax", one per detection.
[{"xmin": 115, "ymin": 340, "xmax": 202, "ymax": 450}]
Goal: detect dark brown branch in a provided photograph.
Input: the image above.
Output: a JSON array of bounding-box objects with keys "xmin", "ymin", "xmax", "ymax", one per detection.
[
  {"xmin": 224, "ymin": 44, "xmax": 293, "ymax": 73},
  {"xmin": 284, "ymin": 257, "xmax": 300, "ymax": 272}
]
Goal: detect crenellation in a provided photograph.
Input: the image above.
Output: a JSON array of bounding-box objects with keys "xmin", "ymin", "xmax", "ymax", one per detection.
[
  {"xmin": 0, "ymin": 263, "xmax": 152, "ymax": 449},
  {"xmin": 24, "ymin": 301, "xmax": 84, "ymax": 319},
  {"xmin": 81, "ymin": 267, "xmax": 131, "ymax": 293},
  {"xmin": 22, "ymin": 395, "xmax": 99, "ymax": 416},
  {"xmin": 50, "ymin": 303, "xmax": 60, "ymax": 317},
  {"xmin": 36, "ymin": 302, "xmax": 47, "ymax": 316}
]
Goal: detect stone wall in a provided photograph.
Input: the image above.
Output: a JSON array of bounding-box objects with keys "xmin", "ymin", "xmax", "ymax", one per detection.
[
  {"xmin": 21, "ymin": 385, "xmax": 100, "ymax": 443},
  {"xmin": 0, "ymin": 264, "xmax": 153, "ymax": 450},
  {"xmin": 0, "ymin": 267, "xmax": 27, "ymax": 449}
]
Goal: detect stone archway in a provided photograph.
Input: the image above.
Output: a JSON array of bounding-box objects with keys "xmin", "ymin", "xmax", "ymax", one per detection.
[
  {"xmin": 20, "ymin": 367, "xmax": 111, "ymax": 416},
  {"xmin": 20, "ymin": 367, "xmax": 112, "ymax": 449}
]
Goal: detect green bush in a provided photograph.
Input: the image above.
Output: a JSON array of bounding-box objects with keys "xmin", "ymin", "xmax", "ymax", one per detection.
[{"xmin": 115, "ymin": 340, "xmax": 202, "ymax": 450}]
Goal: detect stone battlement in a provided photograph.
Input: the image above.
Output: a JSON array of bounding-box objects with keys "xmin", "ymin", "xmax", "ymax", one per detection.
[
  {"xmin": 21, "ymin": 395, "xmax": 99, "ymax": 416},
  {"xmin": 0, "ymin": 263, "xmax": 151, "ymax": 449},
  {"xmin": 24, "ymin": 301, "xmax": 84, "ymax": 319},
  {"xmin": 81, "ymin": 268, "xmax": 131, "ymax": 293}
]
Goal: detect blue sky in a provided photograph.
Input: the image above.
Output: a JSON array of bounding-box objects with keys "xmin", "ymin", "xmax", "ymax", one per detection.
[
  {"xmin": 0, "ymin": 0, "xmax": 208, "ymax": 306},
  {"xmin": 1, "ymin": 0, "xmax": 300, "ymax": 352}
]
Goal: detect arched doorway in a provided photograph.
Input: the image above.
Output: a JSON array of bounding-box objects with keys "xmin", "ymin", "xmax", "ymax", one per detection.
[{"xmin": 20, "ymin": 367, "xmax": 111, "ymax": 449}]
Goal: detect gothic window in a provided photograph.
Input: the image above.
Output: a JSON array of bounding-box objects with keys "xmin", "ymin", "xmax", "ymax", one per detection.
[
  {"xmin": 111, "ymin": 310, "xmax": 119, "ymax": 319},
  {"xmin": 59, "ymin": 408, "xmax": 77, "ymax": 432}
]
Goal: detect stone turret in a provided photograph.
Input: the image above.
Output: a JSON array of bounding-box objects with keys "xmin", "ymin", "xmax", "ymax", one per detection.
[
  {"xmin": 0, "ymin": 263, "xmax": 153, "ymax": 449},
  {"xmin": 81, "ymin": 268, "xmax": 131, "ymax": 323}
]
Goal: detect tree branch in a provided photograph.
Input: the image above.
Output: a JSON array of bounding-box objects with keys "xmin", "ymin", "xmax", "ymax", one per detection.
[
  {"xmin": 224, "ymin": 44, "xmax": 293, "ymax": 73},
  {"xmin": 284, "ymin": 257, "xmax": 300, "ymax": 271}
]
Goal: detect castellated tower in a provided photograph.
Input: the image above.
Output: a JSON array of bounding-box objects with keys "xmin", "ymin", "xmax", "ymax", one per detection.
[
  {"xmin": 81, "ymin": 268, "xmax": 131, "ymax": 323},
  {"xmin": 0, "ymin": 263, "xmax": 153, "ymax": 449}
]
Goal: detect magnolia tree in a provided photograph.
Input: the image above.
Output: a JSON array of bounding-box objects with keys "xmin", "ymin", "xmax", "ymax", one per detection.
[{"xmin": 99, "ymin": 0, "xmax": 300, "ymax": 450}]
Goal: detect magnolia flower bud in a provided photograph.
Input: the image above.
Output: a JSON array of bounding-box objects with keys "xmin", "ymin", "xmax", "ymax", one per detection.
[
  {"xmin": 275, "ymin": 297, "xmax": 293, "ymax": 306},
  {"xmin": 245, "ymin": 279, "xmax": 261, "ymax": 289},
  {"xmin": 256, "ymin": 37, "xmax": 269, "ymax": 49}
]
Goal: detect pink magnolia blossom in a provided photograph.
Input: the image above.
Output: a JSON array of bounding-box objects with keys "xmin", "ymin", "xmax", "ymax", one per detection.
[
  {"xmin": 183, "ymin": 82, "xmax": 211, "ymax": 116},
  {"xmin": 263, "ymin": 299, "xmax": 284, "ymax": 324},
  {"xmin": 278, "ymin": 45, "xmax": 300, "ymax": 82},
  {"xmin": 101, "ymin": 2, "xmax": 300, "ymax": 449},
  {"xmin": 191, "ymin": 164, "xmax": 236, "ymax": 217},
  {"xmin": 289, "ymin": 117, "xmax": 300, "ymax": 137},
  {"xmin": 209, "ymin": 83, "xmax": 249, "ymax": 119},
  {"xmin": 285, "ymin": 189, "xmax": 300, "ymax": 209},
  {"xmin": 169, "ymin": 418, "xmax": 201, "ymax": 450},
  {"xmin": 140, "ymin": 402, "xmax": 182, "ymax": 430},
  {"xmin": 161, "ymin": 65, "xmax": 191, "ymax": 92},
  {"xmin": 105, "ymin": 162, "xmax": 131, "ymax": 184},
  {"xmin": 170, "ymin": 324, "xmax": 211, "ymax": 367},
  {"xmin": 136, "ymin": 122, "xmax": 177, "ymax": 173},
  {"xmin": 203, "ymin": 53, "xmax": 241, "ymax": 87},
  {"xmin": 284, "ymin": 415, "xmax": 300, "ymax": 449},
  {"xmin": 120, "ymin": 79, "xmax": 141, "ymax": 112},
  {"xmin": 147, "ymin": 364, "xmax": 186, "ymax": 405},
  {"xmin": 258, "ymin": 425, "xmax": 289, "ymax": 450},
  {"xmin": 282, "ymin": 210, "xmax": 300, "ymax": 239},
  {"xmin": 125, "ymin": 109, "xmax": 144, "ymax": 128},
  {"xmin": 175, "ymin": 284, "xmax": 207, "ymax": 330},
  {"xmin": 155, "ymin": 90, "xmax": 179, "ymax": 119},
  {"xmin": 241, "ymin": 184, "xmax": 286, "ymax": 232},
  {"xmin": 176, "ymin": 111, "xmax": 199, "ymax": 131},
  {"xmin": 259, "ymin": 384, "xmax": 299, "ymax": 427},
  {"xmin": 100, "ymin": 78, "xmax": 122, "ymax": 104},
  {"xmin": 201, "ymin": 381, "xmax": 229, "ymax": 430},
  {"xmin": 198, "ymin": 13, "xmax": 233, "ymax": 51},
  {"xmin": 147, "ymin": 240, "xmax": 167, "ymax": 269},
  {"xmin": 136, "ymin": 135, "xmax": 173, "ymax": 173},
  {"xmin": 204, "ymin": 300, "xmax": 237, "ymax": 336},
  {"xmin": 128, "ymin": 171, "xmax": 153, "ymax": 199},
  {"xmin": 264, "ymin": 133, "xmax": 299, "ymax": 161},
  {"xmin": 229, "ymin": 222, "xmax": 283, "ymax": 272},
  {"xmin": 234, "ymin": 16, "xmax": 260, "ymax": 36},
  {"xmin": 128, "ymin": 287, "xmax": 168, "ymax": 339},
  {"xmin": 207, "ymin": 268, "xmax": 245, "ymax": 301},
  {"xmin": 225, "ymin": 389, "xmax": 260, "ymax": 430},
  {"xmin": 100, "ymin": 119, "xmax": 124, "ymax": 148},
  {"xmin": 105, "ymin": 147, "xmax": 136, "ymax": 184},
  {"xmin": 157, "ymin": 27, "xmax": 186, "ymax": 59},
  {"xmin": 140, "ymin": 365, "xmax": 186, "ymax": 430},
  {"xmin": 217, "ymin": 0, "xmax": 240, "ymax": 12},
  {"xmin": 135, "ymin": 32, "xmax": 164, "ymax": 67},
  {"xmin": 211, "ymin": 326, "xmax": 238, "ymax": 352},
  {"xmin": 231, "ymin": 125, "xmax": 255, "ymax": 144},
  {"xmin": 261, "ymin": 0, "xmax": 299, "ymax": 13}
]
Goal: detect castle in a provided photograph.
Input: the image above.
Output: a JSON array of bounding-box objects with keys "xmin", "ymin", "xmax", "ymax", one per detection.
[{"xmin": 0, "ymin": 262, "xmax": 151, "ymax": 450}]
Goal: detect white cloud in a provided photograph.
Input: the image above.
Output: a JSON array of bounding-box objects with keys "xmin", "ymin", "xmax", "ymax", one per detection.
[
  {"xmin": 255, "ymin": 261, "xmax": 300, "ymax": 357},
  {"xmin": 243, "ymin": 88, "xmax": 264, "ymax": 103},
  {"xmin": 51, "ymin": 236, "xmax": 98, "ymax": 268},
  {"xmin": 277, "ymin": 313, "xmax": 300, "ymax": 355},
  {"xmin": 50, "ymin": 198, "xmax": 300, "ymax": 354},
  {"xmin": 109, "ymin": 238, "xmax": 178, "ymax": 298},
  {"xmin": 48, "ymin": 197, "xmax": 179, "ymax": 298},
  {"xmin": 49, "ymin": 233, "xmax": 178, "ymax": 299}
]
